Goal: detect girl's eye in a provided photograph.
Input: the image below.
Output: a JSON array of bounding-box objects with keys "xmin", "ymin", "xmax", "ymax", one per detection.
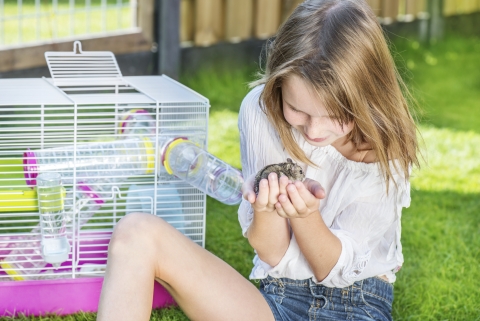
[{"xmin": 290, "ymin": 106, "xmax": 301, "ymax": 113}]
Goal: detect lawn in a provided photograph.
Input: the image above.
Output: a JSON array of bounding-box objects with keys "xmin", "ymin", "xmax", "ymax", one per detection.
[
  {"xmin": 1, "ymin": 29, "xmax": 480, "ymax": 321},
  {"xmin": 0, "ymin": 0, "xmax": 133, "ymax": 46}
]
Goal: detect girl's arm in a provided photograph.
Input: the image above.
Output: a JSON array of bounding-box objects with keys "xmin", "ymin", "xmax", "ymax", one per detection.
[
  {"xmin": 290, "ymin": 211, "xmax": 342, "ymax": 281},
  {"xmin": 242, "ymin": 174, "xmax": 291, "ymax": 267},
  {"xmin": 275, "ymin": 180, "xmax": 341, "ymax": 281},
  {"xmin": 238, "ymin": 86, "xmax": 294, "ymax": 267},
  {"xmin": 247, "ymin": 209, "xmax": 290, "ymax": 267}
]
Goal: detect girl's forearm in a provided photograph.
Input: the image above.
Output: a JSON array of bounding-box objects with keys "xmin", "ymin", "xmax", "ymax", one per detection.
[
  {"xmin": 247, "ymin": 210, "xmax": 290, "ymax": 267},
  {"xmin": 290, "ymin": 211, "xmax": 342, "ymax": 281}
]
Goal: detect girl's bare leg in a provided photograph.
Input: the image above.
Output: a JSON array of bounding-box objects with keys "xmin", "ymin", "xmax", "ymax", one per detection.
[{"xmin": 96, "ymin": 213, "xmax": 274, "ymax": 321}]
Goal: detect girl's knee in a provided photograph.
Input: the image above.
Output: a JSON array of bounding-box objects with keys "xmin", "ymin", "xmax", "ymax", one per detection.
[{"xmin": 109, "ymin": 212, "xmax": 166, "ymax": 253}]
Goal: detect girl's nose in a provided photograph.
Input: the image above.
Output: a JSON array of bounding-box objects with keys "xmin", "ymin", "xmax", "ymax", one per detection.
[{"xmin": 304, "ymin": 117, "xmax": 326, "ymax": 136}]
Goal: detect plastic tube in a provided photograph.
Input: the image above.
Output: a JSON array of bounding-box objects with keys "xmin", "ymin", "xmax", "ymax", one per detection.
[
  {"xmin": 162, "ymin": 138, "xmax": 243, "ymax": 205},
  {"xmin": 23, "ymin": 136, "xmax": 155, "ymax": 186}
]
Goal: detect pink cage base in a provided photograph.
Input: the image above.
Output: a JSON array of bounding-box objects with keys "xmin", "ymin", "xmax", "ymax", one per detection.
[
  {"xmin": 0, "ymin": 277, "xmax": 175, "ymax": 316},
  {"xmin": 0, "ymin": 231, "xmax": 176, "ymax": 316}
]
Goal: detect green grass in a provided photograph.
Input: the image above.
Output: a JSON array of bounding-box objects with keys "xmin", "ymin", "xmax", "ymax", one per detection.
[
  {"xmin": 2, "ymin": 32, "xmax": 480, "ymax": 321},
  {"xmin": 390, "ymin": 31, "xmax": 480, "ymax": 133},
  {"xmin": 0, "ymin": 0, "xmax": 132, "ymax": 46}
]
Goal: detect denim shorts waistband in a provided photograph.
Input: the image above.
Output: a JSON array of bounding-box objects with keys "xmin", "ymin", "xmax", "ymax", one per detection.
[{"xmin": 261, "ymin": 275, "xmax": 393, "ymax": 306}]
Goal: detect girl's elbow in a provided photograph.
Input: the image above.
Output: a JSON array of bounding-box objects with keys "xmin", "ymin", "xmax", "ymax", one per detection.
[
  {"xmin": 247, "ymin": 238, "xmax": 285, "ymax": 267},
  {"xmin": 257, "ymin": 252, "xmax": 283, "ymax": 267},
  {"xmin": 313, "ymin": 270, "xmax": 329, "ymax": 282},
  {"xmin": 312, "ymin": 263, "xmax": 335, "ymax": 282}
]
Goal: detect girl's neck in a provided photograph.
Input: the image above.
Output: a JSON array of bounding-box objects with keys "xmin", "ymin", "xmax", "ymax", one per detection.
[{"xmin": 331, "ymin": 138, "xmax": 375, "ymax": 164}]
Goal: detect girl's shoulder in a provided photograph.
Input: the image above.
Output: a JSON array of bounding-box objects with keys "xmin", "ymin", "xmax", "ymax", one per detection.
[
  {"xmin": 239, "ymin": 85, "xmax": 265, "ymax": 113},
  {"xmin": 238, "ymin": 85, "xmax": 270, "ymax": 128}
]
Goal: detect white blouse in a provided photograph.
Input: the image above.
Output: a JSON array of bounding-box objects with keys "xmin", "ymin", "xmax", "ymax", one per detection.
[{"xmin": 237, "ymin": 85, "xmax": 411, "ymax": 288}]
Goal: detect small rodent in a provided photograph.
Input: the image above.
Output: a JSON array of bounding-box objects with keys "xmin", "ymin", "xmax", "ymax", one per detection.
[{"xmin": 253, "ymin": 158, "xmax": 305, "ymax": 195}]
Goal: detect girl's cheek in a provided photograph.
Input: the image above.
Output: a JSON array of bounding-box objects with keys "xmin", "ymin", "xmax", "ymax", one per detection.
[{"xmin": 338, "ymin": 121, "xmax": 354, "ymax": 134}]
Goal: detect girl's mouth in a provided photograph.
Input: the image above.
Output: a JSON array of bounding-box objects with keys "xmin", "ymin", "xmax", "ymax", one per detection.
[{"xmin": 305, "ymin": 133, "xmax": 328, "ymax": 143}]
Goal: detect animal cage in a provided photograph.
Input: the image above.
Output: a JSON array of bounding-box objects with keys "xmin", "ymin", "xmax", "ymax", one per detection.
[{"xmin": 0, "ymin": 41, "xmax": 241, "ymax": 316}]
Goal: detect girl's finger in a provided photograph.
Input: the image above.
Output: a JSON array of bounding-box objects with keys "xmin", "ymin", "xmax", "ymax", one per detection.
[
  {"xmin": 278, "ymin": 192, "xmax": 298, "ymax": 217},
  {"xmin": 303, "ymin": 179, "xmax": 326, "ymax": 199},
  {"xmin": 278, "ymin": 175, "xmax": 289, "ymax": 196},
  {"xmin": 268, "ymin": 172, "xmax": 280, "ymax": 205},
  {"xmin": 294, "ymin": 181, "xmax": 317, "ymax": 205},
  {"xmin": 256, "ymin": 178, "xmax": 270, "ymax": 206},
  {"xmin": 247, "ymin": 192, "xmax": 256, "ymax": 204},
  {"xmin": 286, "ymin": 184, "xmax": 308, "ymax": 214},
  {"xmin": 241, "ymin": 174, "xmax": 257, "ymax": 201},
  {"xmin": 274, "ymin": 202, "xmax": 288, "ymax": 218}
]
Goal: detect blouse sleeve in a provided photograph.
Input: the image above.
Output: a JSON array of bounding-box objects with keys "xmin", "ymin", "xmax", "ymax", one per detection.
[
  {"xmin": 317, "ymin": 179, "xmax": 411, "ymax": 288},
  {"xmin": 237, "ymin": 86, "xmax": 288, "ymax": 237}
]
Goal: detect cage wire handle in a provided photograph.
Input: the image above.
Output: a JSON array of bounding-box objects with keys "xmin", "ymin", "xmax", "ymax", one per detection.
[{"xmin": 73, "ymin": 41, "xmax": 83, "ymax": 54}]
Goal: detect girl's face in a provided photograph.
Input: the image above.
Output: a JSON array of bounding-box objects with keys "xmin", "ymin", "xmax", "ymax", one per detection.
[{"xmin": 281, "ymin": 74, "xmax": 354, "ymax": 149}]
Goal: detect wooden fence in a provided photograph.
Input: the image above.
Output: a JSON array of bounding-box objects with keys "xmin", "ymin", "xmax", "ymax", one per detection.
[
  {"xmin": 180, "ymin": 0, "xmax": 480, "ymax": 47},
  {"xmin": 0, "ymin": 0, "xmax": 479, "ymax": 74}
]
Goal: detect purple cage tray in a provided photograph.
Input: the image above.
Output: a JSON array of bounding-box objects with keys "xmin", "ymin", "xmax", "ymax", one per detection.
[{"xmin": 0, "ymin": 231, "xmax": 175, "ymax": 316}]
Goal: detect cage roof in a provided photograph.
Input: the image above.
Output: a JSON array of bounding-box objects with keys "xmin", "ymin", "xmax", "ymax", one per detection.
[
  {"xmin": 0, "ymin": 76, "xmax": 209, "ymax": 106},
  {"xmin": 0, "ymin": 79, "xmax": 73, "ymax": 105},
  {"xmin": 0, "ymin": 42, "xmax": 209, "ymax": 106}
]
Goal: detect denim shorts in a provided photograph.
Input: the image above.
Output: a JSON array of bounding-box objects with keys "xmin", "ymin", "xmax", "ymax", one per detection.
[{"xmin": 259, "ymin": 276, "xmax": 393, "ymax": 321}]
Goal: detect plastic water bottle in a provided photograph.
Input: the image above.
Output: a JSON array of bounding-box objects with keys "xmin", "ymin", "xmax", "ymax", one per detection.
[
  {"xmin": 162, "ymin": 138, "xmax": 243, "ymax": 205},
  {"xmin": 23, "ymin": 136, "xmax": 155, "ymax": 186},
  {"xmin": 36, "ymin": 173, "xmax": 70, "ymax": 266}
]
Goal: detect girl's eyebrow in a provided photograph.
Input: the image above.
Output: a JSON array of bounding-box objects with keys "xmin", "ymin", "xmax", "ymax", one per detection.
[
  {"xmin": 284, "ymin": 99, "xmax": 328, "ymax": 117},
  {"xmin": 283, "ymin": 99, "xmax": 299, "ymax": 111}
]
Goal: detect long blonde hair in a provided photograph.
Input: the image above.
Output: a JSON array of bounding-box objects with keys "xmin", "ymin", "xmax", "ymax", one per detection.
[{"xmin": 251, "ymin": 0, "xmax": 420, "ymax": 189}]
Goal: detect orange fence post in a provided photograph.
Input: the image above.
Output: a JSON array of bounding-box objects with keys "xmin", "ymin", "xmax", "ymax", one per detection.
[
  {"xmin": 180, "ymin": 0, "xmax": 195, "ymax": 43},
  {"xmin": 366, "ymin": 0, "xmax": 382, "ymax": 16},
  {"xmin": 443, "ymin": 0, "xmax": 457, "ymax": 16},
  {"xmin": 404, "ymin": 0, "xmax": 416, "ymax": 21},
  {"xmin": 415, "ymin": 0, "xmax": 428, "ymax": 14},
  {"xmin": 138, "ymin": 0, "xmax": 155, "ymax": 43},
  {"xmin": 255, "ymin": 0, "xmax": 282, "ymax": 39},
  {"xmin": 281, "ymin": 0, "xmax": 303, "ymax": 22},
  {"xmin": 457, "ymin": 0, "xmax": 467, "ymax": 14},
  {"xmin": 225, "ymin": 0, "xmax": 254, "ymax": 43},
  {"xmin": 454, "ymin": 0, "xmax": 479, "ymax": 14},
  {"xmin": 194, "ymin": 0, "xmax": 224, "ymax": 47},
  {"xmin": 466, "ymin": 0, "xmax": 479, "ymax": 13},
  {"xmin": 381, "ymin": 0, "xmax": 400, "ymax": 24}
]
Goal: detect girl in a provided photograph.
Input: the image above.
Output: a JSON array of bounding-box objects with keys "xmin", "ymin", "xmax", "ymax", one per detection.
[{"xmin": 97, "ymin": 0, "xmax": 419, "ymax": 320}]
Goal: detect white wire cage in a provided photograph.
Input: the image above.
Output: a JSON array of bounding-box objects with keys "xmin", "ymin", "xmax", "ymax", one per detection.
[{"xmin": 0, "ymin": 41, "xmax": 210, "ymax": 282}]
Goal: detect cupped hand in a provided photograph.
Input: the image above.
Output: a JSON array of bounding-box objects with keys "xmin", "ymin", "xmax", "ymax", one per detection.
[
  {"xmin": 274, "ymin": 178, "xmax": 325, "ymax": 219},
  {"xmin": 242, "ymin": 172, "xmax": 291, "ymax": 213}
]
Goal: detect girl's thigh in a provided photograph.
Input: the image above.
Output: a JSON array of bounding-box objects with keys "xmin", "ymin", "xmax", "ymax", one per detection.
[{"xmin": 114, "ymin": 213, "xmax": 274, "ymax": 321}]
